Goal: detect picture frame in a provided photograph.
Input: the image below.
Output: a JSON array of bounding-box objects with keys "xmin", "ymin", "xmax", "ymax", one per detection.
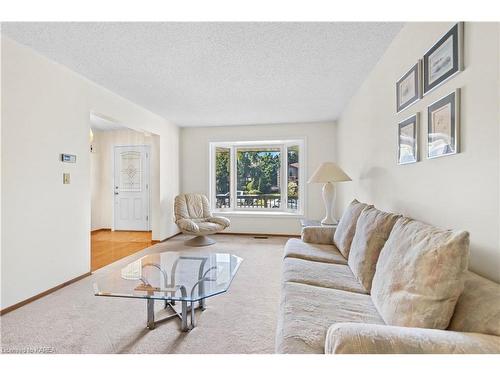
[
  {"xmin": 398, "ymin": 114, "xmax": 419, "ymax": 165},
  {"xmin": 396, "ymin": 61, "xmax": 422, "ymax": 113},
  {"xmin": 423, "ymin": 22, "xmax": 464, "ymax": 95},
  {"xmin": 427, "ymin": 89, "xmax": 460, "ymax": 159}
]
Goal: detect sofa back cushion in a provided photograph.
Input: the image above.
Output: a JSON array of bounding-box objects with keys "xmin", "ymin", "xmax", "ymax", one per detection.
[
  {"xmin": 348, "ymin": 207, "xmax": 401, "ymax": 292},
  {"xmin": 371, "ymin": 217, "xmax": 469, "ymax": 329},
  {"xmin": 448, "ymin": 271, "xmax": 500, "ymax": 336},
  {"xmin": 334, "ymin": 199, "xmax": 371, "ymax": 258}
]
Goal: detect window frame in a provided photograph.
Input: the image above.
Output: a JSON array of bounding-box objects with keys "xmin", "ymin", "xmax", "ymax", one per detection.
[{"xmin": 209, "ymin": 139, "xmax": 306, "ymax": 216}]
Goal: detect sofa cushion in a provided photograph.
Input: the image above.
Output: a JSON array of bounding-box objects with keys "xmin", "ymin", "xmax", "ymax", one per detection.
[
  {"xmin": 301, "ymin": 226, "xmax": 335, "ymax": 245},
  {"xmin": 275, "ymin": 282, "xmax": 384, "ymax": 354},
  {"xmin": 284, "ymin": 238, "xmax": 347, "ymax": 265},
  {"xmin": 348, "ymin": 207, "xmax": 400, "ymax": 292},
  {"xmin": 325, "ymin": 322, "xmax": 500, "ymax": 354},
  {"xmin": 371, "ymin": 217, "xmax": 469, "ymax": 329},
  {"xmin": 448, "ymin": 272, "xmax": 500, "ymax": 336},
  {"xmin": 283, "ymin": 258, "xmax": 367, "ymax": 294},
  {"xmin": 334, "ymin": 199, "xmax": 372, "ymax": 258}
]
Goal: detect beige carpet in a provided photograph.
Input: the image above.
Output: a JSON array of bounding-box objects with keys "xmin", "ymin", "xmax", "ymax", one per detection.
[{"xmin": 0, "ymin": 234, "xmax": 289, "ymax": 354}]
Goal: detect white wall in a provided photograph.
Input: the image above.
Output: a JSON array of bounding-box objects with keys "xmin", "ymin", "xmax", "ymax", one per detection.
[
  {"xmin": 335, "ymin": 22, "xmax": 500, "ymax": 282},
  {"xmin": 90, "ymin": 134, "xmax": 100, "ymax": 231},
  {"xmin": 1, "ymin": 36, "xmax": 179, "ymax": 309},
  {"xmin": 90, "ymin": 128, "xmax": 160, "ymax": 233},
  {"xmin": 180, "ymin": 122, "xmax": 336, "ymax": 235}
]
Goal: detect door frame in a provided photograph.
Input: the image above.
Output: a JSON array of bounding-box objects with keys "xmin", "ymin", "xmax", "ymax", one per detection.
[{"xmin": 111, "ymin": 144, "xmax": 151, "ymax": 232}]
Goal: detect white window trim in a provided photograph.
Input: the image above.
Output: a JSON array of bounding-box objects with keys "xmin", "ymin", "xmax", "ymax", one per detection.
[{"xmin": 209, "ymin": 138, "xmax": 306, "ymax": 216}]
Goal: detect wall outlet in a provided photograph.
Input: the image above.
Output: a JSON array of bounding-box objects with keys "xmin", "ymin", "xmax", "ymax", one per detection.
[{"xmin": 63, "ymin": 173, "xmax": 71, "ymax": 184}]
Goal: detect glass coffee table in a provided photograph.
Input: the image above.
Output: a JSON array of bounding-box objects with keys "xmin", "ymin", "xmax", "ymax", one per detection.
[{"xmin": 94, "ymin": 251, "xmax": 242, "ymax": 331}]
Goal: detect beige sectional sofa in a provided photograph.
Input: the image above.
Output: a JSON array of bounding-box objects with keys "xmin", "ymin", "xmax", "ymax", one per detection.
[{"xmin": 275, "ymin": 200, "xmax": 500, "ymax": 354}]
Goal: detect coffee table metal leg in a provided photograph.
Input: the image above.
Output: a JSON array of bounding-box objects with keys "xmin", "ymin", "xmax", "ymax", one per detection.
[
  {"xmin": 181, "ymin": 301, "xmax": 189, "ymax": 331},
  {"xmin": 190, "ymin": 301, "xmax": 196, "ymax": 328},
  {"xmin": 145, "ymin": 301, "xmax": 205, "ymax": 331},
  {"xmin": 147, "ymin": 299, "xmax": 155, "ymax": 330},
  {"xmin": 145, "ymin": 286, "xmax": 193, "ymax": 331}
]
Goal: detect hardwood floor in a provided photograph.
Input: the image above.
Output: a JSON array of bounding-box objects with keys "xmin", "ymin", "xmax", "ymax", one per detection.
[{"xmin": 91, "ymin": 230, "xmax": 155, "ymax": 271}]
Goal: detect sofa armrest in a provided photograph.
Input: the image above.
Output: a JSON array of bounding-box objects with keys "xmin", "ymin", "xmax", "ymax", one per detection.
[
  {"xmin": 207, "ymin": 216, "xmax": 230, "ymax": 228},
  {"xmin": 301, "ymin": 226, "xmax": 335, "ymax": 244},
  {"xmin": 176, "ymin": 218, "xmax": 200, "ymax": 233},
  {"xmin": 325, "ymin": 323, "xmax": 500, "ymax": 354}
]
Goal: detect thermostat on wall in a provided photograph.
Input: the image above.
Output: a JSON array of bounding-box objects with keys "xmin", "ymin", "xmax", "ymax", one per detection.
[{"xmin": 61, "ymin": 153, "xmax": 76, "ymax": 163}]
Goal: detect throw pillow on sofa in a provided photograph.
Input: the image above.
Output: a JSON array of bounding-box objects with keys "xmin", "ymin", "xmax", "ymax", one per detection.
[
  {"xmin": 348, "ymin": 206, "xmax": 401, "ymax": 292},
  {"xmin": 371, "ymin": 217, "xmax": 469, "ymax": 329},
  {"xmin": 334, "ymin": 199, "xmax": 372, "ymax": 258}
]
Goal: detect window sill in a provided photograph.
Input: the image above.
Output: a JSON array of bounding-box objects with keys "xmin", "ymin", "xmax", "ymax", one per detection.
[{"xmin": 213, "ymin": 210, "xmax": 304, "ymax": 218}]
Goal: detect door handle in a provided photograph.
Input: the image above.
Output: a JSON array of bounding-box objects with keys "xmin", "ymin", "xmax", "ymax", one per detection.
[{"xmin": 114, "ymin": 192, "xmax": 119, "ymax": 195}]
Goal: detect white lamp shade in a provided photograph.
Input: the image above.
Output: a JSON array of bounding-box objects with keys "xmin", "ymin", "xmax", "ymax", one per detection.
[{"xmin": 307, "ymin": 162, "xmax": 351, "ymax": 183}]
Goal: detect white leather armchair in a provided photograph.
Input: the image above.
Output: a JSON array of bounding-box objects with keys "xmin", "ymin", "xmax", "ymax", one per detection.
[{"xmin": 174, "ymin": 193, "xmax": 230, "ymax": 246}]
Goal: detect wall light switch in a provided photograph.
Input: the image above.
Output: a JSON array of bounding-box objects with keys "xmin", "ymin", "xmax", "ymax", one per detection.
[{"xmin": 63, "ymin": 173, "xmax": 71, "ymax": 184}]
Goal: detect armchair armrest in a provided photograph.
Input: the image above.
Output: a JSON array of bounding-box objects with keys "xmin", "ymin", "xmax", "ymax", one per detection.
[
  {"xmin": 325, "ymin": 323, "xmax": 500, "ymax": 354},
  {"xmin": 301, "ymin": 226, "xmax": 335, "ymax": 245},
  {"xmin": 206, "ymin": 216, "xmax": 230, "ymax": 228},
  {"xmin": 176, "ymin": 218, "xmax": 200, "ymax": 233}
]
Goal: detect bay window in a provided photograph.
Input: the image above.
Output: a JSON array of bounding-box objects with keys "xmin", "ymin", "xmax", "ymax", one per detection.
[{"xmin": 209, "ymin": 139, "xmax": 305, "ymax": 214}]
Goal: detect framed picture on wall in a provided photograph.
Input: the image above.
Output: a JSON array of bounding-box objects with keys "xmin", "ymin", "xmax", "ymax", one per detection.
[
  {"xmin": 423, "ymin": 22, "xmax": 464, "ymax": 95},
  {"xmin": 398, "ymin": 114, "xmax": 419, "ymax": 165},
  {"xmin": 427, "ymin": 89, "xmax": 460, "ymax": 159},
  {"xmin": 396, "ymin": 62, "xmax": 421, "ymax": 112}
]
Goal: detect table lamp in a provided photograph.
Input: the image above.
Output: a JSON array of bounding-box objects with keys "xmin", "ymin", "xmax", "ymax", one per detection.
[{"xmin": 308, "ymin": 162, "xmax": 351, "ymax": 225}]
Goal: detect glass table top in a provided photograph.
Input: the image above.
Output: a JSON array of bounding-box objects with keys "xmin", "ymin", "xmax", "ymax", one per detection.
[{"xmin": 94, "ymin": 252, "xmax": 243, "ymax": 302}]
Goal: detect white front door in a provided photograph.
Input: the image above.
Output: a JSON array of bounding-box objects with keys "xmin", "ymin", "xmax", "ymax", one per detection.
[{"xmin": 113, "ymin": 145, "xmax": 150, "ymax": 231}]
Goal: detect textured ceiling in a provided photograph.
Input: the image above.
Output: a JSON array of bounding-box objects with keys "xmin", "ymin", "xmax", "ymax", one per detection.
[{"xmin": 2, "ymin": 22, "xmax": 403, "ymax": 127}]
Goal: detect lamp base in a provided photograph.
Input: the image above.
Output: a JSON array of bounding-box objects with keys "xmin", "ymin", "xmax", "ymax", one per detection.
[
  {"xmin": 321, "ymin": 182, "xmax": 337, "ymax": 225},
  {"xmin": 321, "ymin": 217, "xmax": 338, "ymax": 226}
]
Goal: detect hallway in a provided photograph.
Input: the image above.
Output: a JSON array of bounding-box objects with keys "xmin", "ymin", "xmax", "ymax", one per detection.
[{"xmin": 91, "ymin": 230, "xmax": 155, "ymax": 271}]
